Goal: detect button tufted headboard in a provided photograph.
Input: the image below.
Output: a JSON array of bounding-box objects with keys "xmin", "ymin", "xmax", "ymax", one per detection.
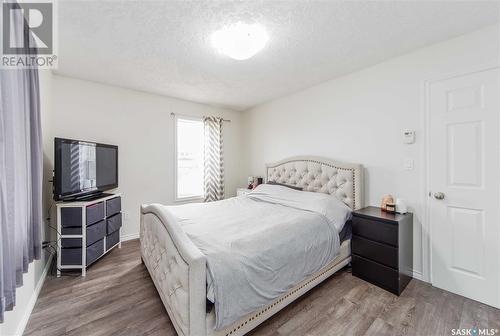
[{"xmin": 266, "ymin": 156, "xmax": 364, "ymax": 210}]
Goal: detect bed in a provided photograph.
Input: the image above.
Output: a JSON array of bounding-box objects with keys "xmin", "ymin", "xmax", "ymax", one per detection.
[{"xmin": 140, "ymin": 156, "xmax": 363, "ymax": 336}]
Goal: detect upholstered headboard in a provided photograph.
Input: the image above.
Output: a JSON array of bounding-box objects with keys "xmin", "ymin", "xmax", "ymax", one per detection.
[{"xmin": 266, "ymin": 156, "xmax": 364, "ymax": 210}]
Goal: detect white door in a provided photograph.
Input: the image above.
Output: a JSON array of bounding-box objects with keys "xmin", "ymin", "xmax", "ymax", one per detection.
[{"xmin": 429, "ymin": 67, "xmax": 500, "ymax": 308}]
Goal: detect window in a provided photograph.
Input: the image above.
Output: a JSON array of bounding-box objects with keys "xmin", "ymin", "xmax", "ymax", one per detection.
[{"xmin": 175, "ymin": 117, "xmax": 204, "ymax": 200}]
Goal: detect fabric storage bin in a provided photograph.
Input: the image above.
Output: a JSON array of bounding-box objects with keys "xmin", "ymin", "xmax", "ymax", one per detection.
[
  {"xmin": 106, "ymin": 213, "xmax": 122, "ymax": 234},
  {"xmin": 86, "ymin": 220, "xmax": 106, "ymax": 246},
  {"xmin": 61, "ymin": 207, "xmax": 82, "ymax": 228},
  {"xmin": 106, "ymin": 229, "xmax": 120, "ymax": 250},
  {"xmin": 61, "ymin": 238, "xmax": 82, "ymax": 248},
  {"xmin": 106, "ymin": 196, "xmax": 121, "ymax": 217},
  {"xmin": 61, "ymin": 247, "xmax": 82, "ymax": 265},
  {"xmin": 61, "ymin": 226, "xmax": 82, "ymax": 235},
  {"xmin": 86, "ymin": 239, "xmax": 104, "ymax": 266},
  {"xmin": 86, "ymin": 202, "xmax": 104, "ymax": 226}
]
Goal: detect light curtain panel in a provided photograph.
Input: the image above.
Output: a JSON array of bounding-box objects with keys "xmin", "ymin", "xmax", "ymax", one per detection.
[
  {"xmin": 203, "ymin": 116, "xmax": 224, "ymax": 202},
  {"xmin": 0, "ymin": 4, "xmax": 43, "ymax": 322}
]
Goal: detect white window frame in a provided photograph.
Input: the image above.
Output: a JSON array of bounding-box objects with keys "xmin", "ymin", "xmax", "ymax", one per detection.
[{"xmin": 174, "ymin": 115, "xmax": 205, "ymax": 202}]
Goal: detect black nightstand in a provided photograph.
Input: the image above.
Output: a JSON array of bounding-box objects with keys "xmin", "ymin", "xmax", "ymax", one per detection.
[{"xmin": 351, "ymin": 206, "xmax": 413, "ymax": 295}]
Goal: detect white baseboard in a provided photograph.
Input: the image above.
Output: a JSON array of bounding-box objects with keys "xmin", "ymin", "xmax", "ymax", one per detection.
[
  {"xmin": 413, "ymin": 269, "xmax": 425, "ymax": 282},
  {"xmin": 121, "ymin": 232, "xmax": 139, "ymax": 241},
  {"xmin": 14, "ymin": 253, "xmax": 54, "ymax": 336}
]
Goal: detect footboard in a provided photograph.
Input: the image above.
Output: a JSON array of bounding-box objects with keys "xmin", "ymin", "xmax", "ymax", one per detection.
[{"xmin": 140, "ymin": 204, "xmax": 207, "ymax": 336}]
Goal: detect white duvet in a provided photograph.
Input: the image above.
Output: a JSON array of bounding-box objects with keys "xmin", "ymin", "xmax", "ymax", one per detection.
[{"xmin": 164, "ymin": 184, "xmax": 351, "ymax": 330}]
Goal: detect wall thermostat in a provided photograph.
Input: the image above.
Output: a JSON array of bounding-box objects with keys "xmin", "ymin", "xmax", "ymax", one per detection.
[{"xmin": 403, "ymin": 130, "xmax": 415, "ymax": 144}]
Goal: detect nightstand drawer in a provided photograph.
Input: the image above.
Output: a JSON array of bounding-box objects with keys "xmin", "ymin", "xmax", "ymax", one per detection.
[
  {"xmin": 352, "ymin": 216, "xmax": 398, "ymax": 246},
  {"xmin": 352, "ymin": 255, "xmax": 399, "ymax": 294},
  {"xmin": 352, "ymin": 235, "xmax": 398, "ymax": 269}
]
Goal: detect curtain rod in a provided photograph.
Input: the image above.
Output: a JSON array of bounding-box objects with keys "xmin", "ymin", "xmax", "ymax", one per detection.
[{"xmin": 170, "ymin": 112, "xmax": 231, "ymax": 123}]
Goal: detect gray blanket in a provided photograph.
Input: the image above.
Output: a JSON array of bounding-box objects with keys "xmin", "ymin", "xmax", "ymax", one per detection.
[{"xmin": 165, "ymin": 184, "xmax": 351, "ymax": 330}]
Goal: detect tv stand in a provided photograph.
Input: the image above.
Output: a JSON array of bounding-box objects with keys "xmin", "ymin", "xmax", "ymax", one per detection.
[{"xmin": 56, "ymin": 193, "xmax": 122, "ymax": 277}]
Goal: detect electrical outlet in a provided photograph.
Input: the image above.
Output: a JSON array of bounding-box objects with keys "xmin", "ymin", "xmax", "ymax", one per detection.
[{"xmin": 122, "ymin": 211, "xmax": 129, "ymax": 221}]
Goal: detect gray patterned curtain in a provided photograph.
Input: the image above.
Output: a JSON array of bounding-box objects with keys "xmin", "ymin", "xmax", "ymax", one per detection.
[
  {"xmin": 203, "ymin": 116, "xmax": 224, "ymax": 202},
  {"xmin": 0, "ymin": 3, "xmax": 43, "ymax": 323}
]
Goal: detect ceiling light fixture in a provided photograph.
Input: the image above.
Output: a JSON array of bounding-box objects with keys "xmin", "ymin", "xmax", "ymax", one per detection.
[{"xmin": 211, "ymin": 22, "xmax": 269, "ymax": 61}]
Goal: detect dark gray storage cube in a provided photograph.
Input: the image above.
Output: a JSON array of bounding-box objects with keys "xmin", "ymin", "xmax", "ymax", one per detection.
[
  {"xmin": 106, "ymin": 213, "xmax": 122, "ymax": 234},
  {"xmin": 61, "ymin": 207, "xmax": 82, "ymax": 227},
  {"xmin": 86, "ymin": 202, "xmax": 104, "ymax": 225},
  {"xmin": 86, "ymin": 220, "xmax": 106, "ymax": 246},
  {"xmin": 61, "ymin": 247, "xmax": 82, "ymax": 265},
  {"xmin": 61, "ymin": 226, "xmax": 82, "ymax": 235},
  {"xmin": 106, "ymin": 196, "xmax": 121, "ymax": 217},
  {"xmin": 106, "ymin": 229, "xmax": 120, "ymax": 250},
  {"xmin": 61, "ymin": 238, "xmax": 82, "ymax": 248},
  {"xmin": 86, "ymin": 239, "xmax": 104, "ymax": 266}
]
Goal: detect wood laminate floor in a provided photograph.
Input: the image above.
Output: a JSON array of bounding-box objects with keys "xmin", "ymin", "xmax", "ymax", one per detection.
[{"xmin": 24, "ymin": 240, "xmax": 500, "ymax": 336}]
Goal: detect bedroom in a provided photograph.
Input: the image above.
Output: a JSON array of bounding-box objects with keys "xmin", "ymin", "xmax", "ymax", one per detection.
[{"xmin": 0, "ymin": 1, "xmax": 499, "ymax": 335}]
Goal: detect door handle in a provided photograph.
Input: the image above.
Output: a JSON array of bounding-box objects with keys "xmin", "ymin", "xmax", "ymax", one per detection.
[{"xmin": 433, "ymin": 192, "xmax": 445, "ymax": 200}]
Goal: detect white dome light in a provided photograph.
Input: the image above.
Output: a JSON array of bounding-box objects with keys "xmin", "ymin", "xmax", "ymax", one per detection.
[{"xmin": 211, "ymin": 22, "xmax": 269, "ymax": 61}]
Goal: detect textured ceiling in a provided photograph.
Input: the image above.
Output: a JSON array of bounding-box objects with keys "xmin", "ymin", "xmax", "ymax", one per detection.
[{"xmin": 56, "ymin": 1, "xmax": 499, "ymax": 111}]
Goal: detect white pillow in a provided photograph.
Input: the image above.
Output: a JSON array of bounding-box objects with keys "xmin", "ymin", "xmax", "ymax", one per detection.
[{"xmin": 248, "ymin": 184, "xmax": 352, "ymax": 232}]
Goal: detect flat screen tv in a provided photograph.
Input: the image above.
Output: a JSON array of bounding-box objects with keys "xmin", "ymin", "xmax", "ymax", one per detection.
[{"xmin": 54, "ymin": 137, "xmax": 118, "ymax": 201}]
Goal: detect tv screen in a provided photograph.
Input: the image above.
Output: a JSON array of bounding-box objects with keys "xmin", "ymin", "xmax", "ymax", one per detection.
[{"xmin": 54, "ymin": 138, "xmax": 118, "ymax": 201}]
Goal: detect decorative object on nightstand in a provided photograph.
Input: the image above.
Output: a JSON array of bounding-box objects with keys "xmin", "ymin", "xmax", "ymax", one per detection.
[
  {"xmin": 247, "ymin": 176, "xmax": 263, "ymax": 189},
  {"xmin": 395, "ymin": 198, "xmax": 407, "ymax": 214},
  {"xmin": 385, "ymin": 202, "xmax": 396, "ymax": 214},
  {"xmin": 380, "ymin": 194, "xmax": 394, "ymax": 211},
  {"xmin": 253, "ymin": 177, "xmax": 263, "ymax": 189},
  {"xmin": 351, "ymin": 206, "xmax": 413, "ymax": 295},
  {"xmin": 247, "ymin": 176, "xmax": 255, "ymax": 189},
  {"xmin": 237, "ymin": 188, "xmax": 252, "ymax": 196}
]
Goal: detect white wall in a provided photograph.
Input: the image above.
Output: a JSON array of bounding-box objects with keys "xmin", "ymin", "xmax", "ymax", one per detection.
[
  {"xmin": 0, "ymin": 70, "xmax": 54, "ymax": 336},
  {"xmin": 241, "ymin": 24, "xmax": 500, "ymax": 281},
  {"xmin": 50, "ymin": 74, "xmax": 243, "ymax": 239}
]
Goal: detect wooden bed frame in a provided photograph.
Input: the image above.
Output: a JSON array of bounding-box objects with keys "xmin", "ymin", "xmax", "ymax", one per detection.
[{"xmin": 140, "ymin": 156, "xmax": 363, "ymax": 336}]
